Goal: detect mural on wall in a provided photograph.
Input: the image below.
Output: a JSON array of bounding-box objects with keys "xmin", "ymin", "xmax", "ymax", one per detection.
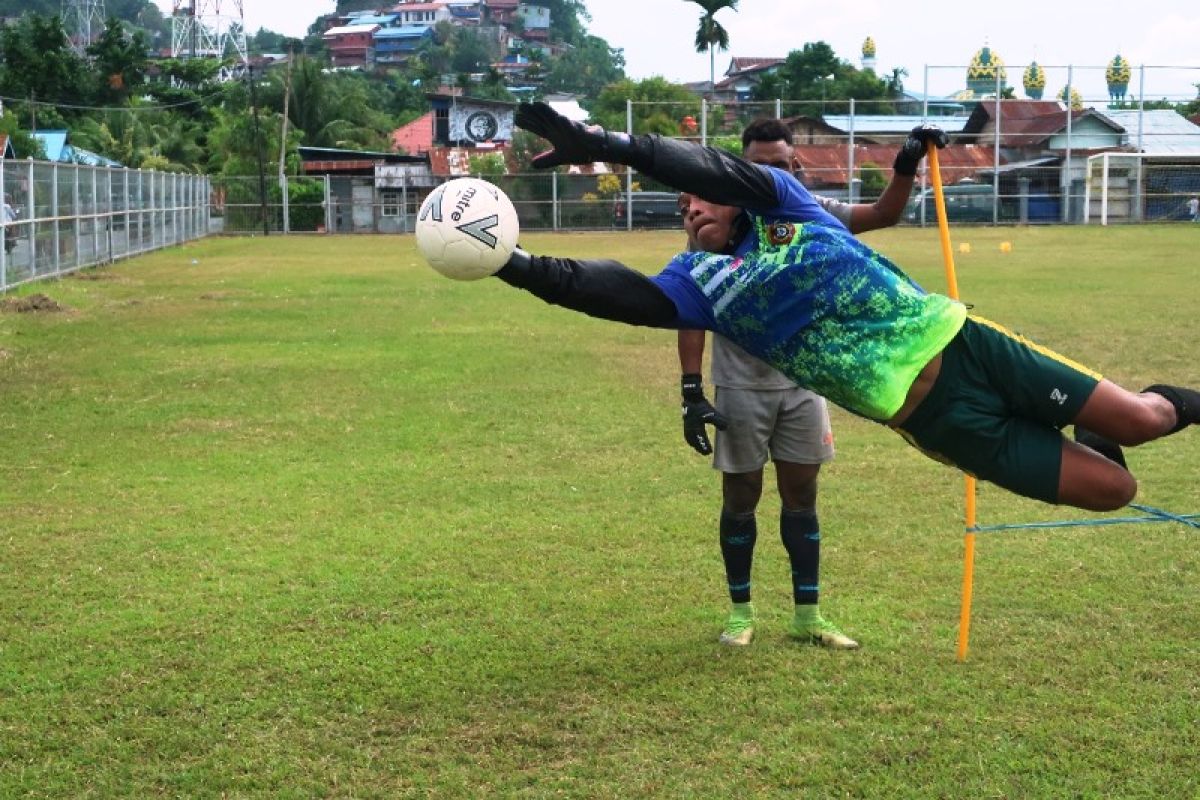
[{"xmin": 449, "ymin": 104, "xmax": 514, "ymax": 143}]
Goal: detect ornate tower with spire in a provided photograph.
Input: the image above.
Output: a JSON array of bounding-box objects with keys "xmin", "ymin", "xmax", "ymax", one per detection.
[
  {"xmin": 966, "ymin": 44, "xmax": 1007, "ymax": 96},
  {"xmin": 1023, "ymin": 61, "xmax": 1046, "ymax": 100},
  {"xmin": 1106, "ymin": 54, "xmax": 1131, "ymax": 106},
  {"xmin": 1058, "ymin": 85, "xmax": 1084, "ymax": 111},
  {"xmin": 862, "ymin": 36, "xmax": 877, "ymax": 73}
]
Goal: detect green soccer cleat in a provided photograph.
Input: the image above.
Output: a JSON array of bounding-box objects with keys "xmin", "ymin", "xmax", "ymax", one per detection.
[
  {"xmin": 789, "ymin": 616, "xmax": 859, "ymax": 650},
  {"xmin": 718, "ymin": 602, "xmax": 756, "ymax": 647}
]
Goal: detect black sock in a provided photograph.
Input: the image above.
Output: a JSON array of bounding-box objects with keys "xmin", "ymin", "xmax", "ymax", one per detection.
[
  {"xmin": 780, "ymin": 508, "xmax": 820, "ymax": 606},
  {"xmin": 719, "ymin": 510, "xmax": 757, "ymax": 604},
  {"xmin": 1143, "ymin": 384, "xmax": 1200, "ymax": 433}
]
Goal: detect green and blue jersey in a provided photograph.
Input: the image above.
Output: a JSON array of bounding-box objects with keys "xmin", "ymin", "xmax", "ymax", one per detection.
[{"xmin": 651, "ymin": 169, "xmax": 966, "ymax": 421}]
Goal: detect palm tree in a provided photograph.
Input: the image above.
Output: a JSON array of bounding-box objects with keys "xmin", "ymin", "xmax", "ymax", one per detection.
[{"xmin": 685, "ymin": 0, "xmax": 739, "ymax": 91}]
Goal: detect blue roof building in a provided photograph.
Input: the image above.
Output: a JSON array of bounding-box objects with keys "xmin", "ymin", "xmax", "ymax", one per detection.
[
  {"xmin": 374, "ymin": 26, "xmax": 434, "ymax": 67},
  {"xmin": 33, "ymin": 131, "xmax": 123, "ymax": 167}
]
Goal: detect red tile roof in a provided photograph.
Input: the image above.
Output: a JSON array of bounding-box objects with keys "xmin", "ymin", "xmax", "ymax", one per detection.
[
  {"xmin": 391, "ymin": 111, "xmax": 434, "ymax": 155},
  {"xmin": 795, "ymin": 144, "xmax": 1001, "ymax": 188},
  {"xmin": 727, "ymin": 57, "xmax": 784, "ymax": 75}
]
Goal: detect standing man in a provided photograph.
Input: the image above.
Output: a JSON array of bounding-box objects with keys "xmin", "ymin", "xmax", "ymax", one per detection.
[
  {"xmin": 2, "ymin": 194, "xmax": 17, "ymax": 255},
  {"xmin": 678, "ymin": 118, "xmax": 942, "ymax": 648},
  {"xmin": 1187, "ymin": 195, "xmax": 1199, "ymax": 222}
]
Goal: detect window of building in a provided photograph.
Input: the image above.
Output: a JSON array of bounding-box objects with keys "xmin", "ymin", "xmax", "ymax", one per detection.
[{"xmin": 381, "ymin": 189, "xmax": 403, "ymax": 217}]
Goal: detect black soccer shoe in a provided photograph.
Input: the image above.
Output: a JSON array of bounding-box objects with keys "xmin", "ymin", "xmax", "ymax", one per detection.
[
  {"xmin": 1074, "ymin": 425, "xmax": 1127, "ymax": 469},
  {"xmin": 1143, "ymin": 384, "xmax": 1200, "ymax": 434}
]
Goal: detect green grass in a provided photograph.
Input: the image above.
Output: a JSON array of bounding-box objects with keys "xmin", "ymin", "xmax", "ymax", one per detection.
[{"xmin": 0, "ymin": 227, "xmax": 1197, "ymax": 798}]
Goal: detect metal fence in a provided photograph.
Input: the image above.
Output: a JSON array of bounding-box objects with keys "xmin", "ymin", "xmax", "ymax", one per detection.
[
  {"xmin": 0, "ymin": 159, "xmax": 211, "ymax": 293},
  {"xmin": 211, "ymin": 63, "xmax": 1200, "ymax": 236}
]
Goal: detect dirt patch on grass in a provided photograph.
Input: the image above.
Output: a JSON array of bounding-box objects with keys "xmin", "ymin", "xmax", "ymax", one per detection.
[
  {"xmin": 0, "ymin": 293, "xmax": 67, "ymax": 313},
  {"xmin": 69, "ymin": 269, "xmax": 118, "ymax": 281}
]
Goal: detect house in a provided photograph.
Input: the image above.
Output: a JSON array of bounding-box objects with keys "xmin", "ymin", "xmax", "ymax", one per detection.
[
  {"xmin": 323, "ymin": 23, "xmax": 381, "ymax": 69},
  {"xmin": 345, "ymin": 12, "xmax": 400, "ymax": 26},
  {"xmin": 32, "ymin": 130, "xmax": 122, "ymax": 167},
  {"xmin": 515, "ymin": 3, "xmax": 550, "ymax": 40},
  {"xmin": 958, "ymin": 100, "xmax": 1130, "ymax": 222},
  {"xmin": 707, "ymin": 57, "xmax": 785, "ymax": 103},
  {"xmin": 427, "ymin": 93, "xmax": 516, "ymax": 146},
  {"xmin": 447, "ymin": 2, "xmax": 482, "ymax": 25},
  {"xmin": 390, "ymin": 1, "xmax": 453, "ymax": 27},
  {"xmin": 481, "ymin": 0, "xmax": 519, "ymax": 25},
  {"xmin": 793, "ymin": 143, "xmax": 998, "ymax": 193},
  {"xmin": 1084, "ymin": 110, "xmax": 1200, "ymax": 222},
  {"xmin": 298, "ymin": 145, "xmax": 428, "ymax": 233},
  {"xmin": 391, "ymin": 111, "xmax": 436, "ymax": 155},
  {"xmin": 374, "ymin": 26, "xmax": 435, "ymax": 67},
  {"xmin": 0, "ymin": 134, "xmax": 15, "ymax": 160}
]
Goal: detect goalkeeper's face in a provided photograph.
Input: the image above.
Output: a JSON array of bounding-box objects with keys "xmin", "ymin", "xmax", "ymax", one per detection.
[{"xmin": 680, "ymin": 193, "xmax": 740, "ymax": 252}]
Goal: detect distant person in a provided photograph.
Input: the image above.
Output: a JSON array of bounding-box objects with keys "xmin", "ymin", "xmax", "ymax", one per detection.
[
  {"xmin": 1187, "ymin": 196, "xmax": 1199, "ymax": 222},
  {"xmin": 2, "ymin": 194, "xmax": 17, "ymax": 254}
]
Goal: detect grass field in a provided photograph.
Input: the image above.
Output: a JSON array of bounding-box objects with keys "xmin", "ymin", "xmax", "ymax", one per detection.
[{"xmin": 1, "ymin": 226, "xmax": 1198, "ymax": 797}]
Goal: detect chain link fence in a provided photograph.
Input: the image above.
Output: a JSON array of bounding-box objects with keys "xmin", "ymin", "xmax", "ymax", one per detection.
[
  {"xmin": 186, "ymin": 64, "xmax": 1200, "ymax": 239},
  {"xmin": 1, "ymin": 159, "xmax": 211, "ymax": 293}
]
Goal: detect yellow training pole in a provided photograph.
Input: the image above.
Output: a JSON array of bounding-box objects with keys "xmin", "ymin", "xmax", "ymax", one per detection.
[{"xmin": 926, "ymin": 147, "xmax": 978, "ymax": 663}]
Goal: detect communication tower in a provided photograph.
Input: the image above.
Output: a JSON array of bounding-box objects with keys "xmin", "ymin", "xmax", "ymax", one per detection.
[
  {"xmin": 171, "ymin": 0, "xmax": 249, "ymax": 79},
  {"xmin": 62, "ymin": 0, "xmax": 108, "ymax": 56}
]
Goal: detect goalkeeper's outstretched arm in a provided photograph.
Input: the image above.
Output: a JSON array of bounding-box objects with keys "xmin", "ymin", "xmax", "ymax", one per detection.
[
  {"xmin": 495, "ymin": 249, "xmax": 680, "ymax": 329},
  {"xmin": 515, "ymin": 102, "xmax": 778, "ymax": 212}
]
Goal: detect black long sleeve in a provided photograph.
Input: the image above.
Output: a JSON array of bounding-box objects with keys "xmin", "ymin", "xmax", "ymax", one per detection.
[
  {"xmin": 616, "ymin": 134, "xmax": 779, "ymax": 211},
  {"xmin": 495, "ymin": 250, "xmax": 679, "ymax": 329}
]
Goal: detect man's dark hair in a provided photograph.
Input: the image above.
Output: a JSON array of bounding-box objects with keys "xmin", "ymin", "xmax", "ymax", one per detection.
[{"xmin": 742, "ymin": 118, "xmax": 794, "ymax": 149}]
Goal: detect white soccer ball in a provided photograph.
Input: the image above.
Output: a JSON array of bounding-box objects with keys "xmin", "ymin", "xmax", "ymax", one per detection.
[{"xmin": 415, "ymin": 178, "xmax": 519, "ymax": 280}]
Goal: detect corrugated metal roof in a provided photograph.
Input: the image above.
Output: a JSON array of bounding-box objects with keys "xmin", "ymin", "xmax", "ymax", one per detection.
[
  {"xmin": 374, "ymin": 26, "xmax": 432, "ymax": 39},
  {"xmin": 348, "ymin": 13, "xmax": 398, "ymax": 24},
  {"xmin": 819, "ymin": 115, "xmax": 971, "ymax": 135},
  {"xmin": 323, "ymin": 24, "xmax": 381, "ymax": 36},
  {"xmin": 1101, "ymin": 109, "xmax": 1200, "ymax": 154}
]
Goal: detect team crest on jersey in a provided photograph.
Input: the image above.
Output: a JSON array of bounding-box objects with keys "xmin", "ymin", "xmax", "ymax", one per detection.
[{"xmin": 766, "ymin": 221, "xmax": 796, "ymax": 245}]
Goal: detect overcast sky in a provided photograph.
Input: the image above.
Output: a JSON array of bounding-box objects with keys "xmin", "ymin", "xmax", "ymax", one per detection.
[{"xmin": 161, "ymin": 0, "xmax": 1200, "ymax": 101}]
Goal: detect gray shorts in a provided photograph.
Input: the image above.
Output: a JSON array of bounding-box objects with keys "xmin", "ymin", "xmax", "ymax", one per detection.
[{"xmin": 712, "ymin": 386, "xmax": 836, "ymax": 473}]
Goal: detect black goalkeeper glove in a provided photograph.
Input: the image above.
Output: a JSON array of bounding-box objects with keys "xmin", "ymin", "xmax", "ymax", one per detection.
[
  {"xmin": 892, "ymin": 124, "xmax": 950, "ymax": 176},
  {"xmin": 515, "ymin": 101, "xmax": 634, "ymax": 169},
  {"xmin": 681, "ymin": 373, "xmax": 728, "ymax": 456}
]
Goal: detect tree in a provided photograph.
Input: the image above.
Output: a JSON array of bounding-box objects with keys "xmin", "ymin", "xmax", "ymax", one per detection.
[
  {"xmin": 685, "ymin": 0, "xmax": 739, "ymax": 90},
  {"xmin": 752, "ymin": 41, "xmax": 894, "ymax": 115},
  {"xmin": 450, "ymin": 26, "xmax": 496, "ymax": 75},
  {"xmin": 590, "ymin": 77, "xmax": 702, "ymax": 136},
  {"xmin": 543, "ymin": 35, "xmax": 625, "ymax": 98},
  {"xmin": 0, "ymin": 13, "xmax": 89, "ymax": 109},
  {"xmin": 87, "ymin": 18, "xmax": 148, "ymax": 105}
]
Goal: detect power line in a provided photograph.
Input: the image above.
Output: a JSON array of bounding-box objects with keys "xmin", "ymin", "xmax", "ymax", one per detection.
[{"xmin": 0, "ymin": 88, "xmax": 231, "ymax": 113}]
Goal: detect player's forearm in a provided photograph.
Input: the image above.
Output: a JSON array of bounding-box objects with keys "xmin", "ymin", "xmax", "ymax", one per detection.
[
  {"xmin": 618, "ymin": 135, "xmax": 779, "ymax": 210},
  {"xmin": 849, "ymin": 173, "xmax": 915, "ymax": 233},
  {"xmin": 496, "ymin": 249, "xmax": 679, "ymax": 328},
  {"xmin": 678, "ymin": 329, "xmax": 706, "ymax": 374}
]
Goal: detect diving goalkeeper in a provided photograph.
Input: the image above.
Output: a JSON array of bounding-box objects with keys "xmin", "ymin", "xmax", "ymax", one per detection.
[{"xmin": 494, "ymin": 102, "xmax": 1199, "ymax": 512}]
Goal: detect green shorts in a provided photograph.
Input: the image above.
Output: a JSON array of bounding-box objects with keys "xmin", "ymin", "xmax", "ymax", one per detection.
[{"xmin": 896, "ymin": 316, "xmax": 1102, "ymax": 503}]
